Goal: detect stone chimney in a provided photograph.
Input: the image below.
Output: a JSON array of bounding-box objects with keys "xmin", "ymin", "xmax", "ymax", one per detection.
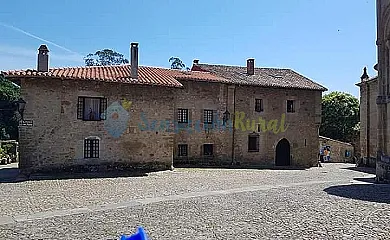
[
  {"xmin": 131, "ymin": 43, "xmax": 139, "ymax": 79},
  {"xmin": 247, "ymin": 58, "xmax": 255, "ymax": 75},
  {"xmin": 37, "ymin": 45, "xmax": 49, "ymax": 72},
  {"xmin": 193, "ymin": 59, "xmax": 199, "ymax": 64},
  {"xmin": 361, "ymin": 67, "xmax": 369, "ymax": 81}
]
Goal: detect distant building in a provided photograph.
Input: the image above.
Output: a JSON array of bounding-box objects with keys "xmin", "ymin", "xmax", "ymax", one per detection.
[{"xmin": 318, "ymin": 136, "xmax": 354, "ymax": 163}]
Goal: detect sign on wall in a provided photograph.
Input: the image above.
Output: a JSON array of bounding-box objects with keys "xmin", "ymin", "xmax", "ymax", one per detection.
[{"xmin": 19, "ymin": 120, "xmax": 33, "ymax": 126}]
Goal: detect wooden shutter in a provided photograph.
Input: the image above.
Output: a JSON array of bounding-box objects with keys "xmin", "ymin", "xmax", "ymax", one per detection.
[
  {"xmin": 100, "ymin": 98, "xmax": 108, "ymax": 120},
  {"xmin": 77, "ymin": 97, "xmax": 84, "ymax": 119}
]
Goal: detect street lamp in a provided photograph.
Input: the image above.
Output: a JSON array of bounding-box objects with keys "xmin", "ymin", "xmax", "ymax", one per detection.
[{"xmin": 15, "ymin": 98, "xmax": 26, "ymax": 120}]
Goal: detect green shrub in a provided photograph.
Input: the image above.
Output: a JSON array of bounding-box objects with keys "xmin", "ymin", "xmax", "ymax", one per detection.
[{"xmin": 2, "ymin": 143, "xmax": 14, "ymax": 155}]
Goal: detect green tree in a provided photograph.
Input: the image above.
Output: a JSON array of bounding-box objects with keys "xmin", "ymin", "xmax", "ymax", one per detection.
[
  {"xmin": 84, "ymin": 49, "xmax": 129, "ymax": 66},
  {"xmin": 169, "ymin": 57, "xmax": 188, "ymax": 70},
  {"xmin": 0, "ymin": 74, "xmax": 20, "ymax": 140},
  {"xmin": 320, "ymin": 91, "xmax": 360, "ymax": 143}
]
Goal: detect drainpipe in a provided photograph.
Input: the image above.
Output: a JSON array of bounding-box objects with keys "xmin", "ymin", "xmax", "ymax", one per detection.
[
  {"xmin": 231, "ymin": 86, "xmax": 236, "ymax": 165},
  {"xmin": 366, "ymin": 83, "xmax": 370, "ymax": 166}
]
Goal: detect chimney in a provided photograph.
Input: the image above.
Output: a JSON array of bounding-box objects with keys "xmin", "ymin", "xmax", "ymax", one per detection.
[
  {"xmin": 37, "ymin": 45, "xmax": 49, "ymax": 72},
  {"xmin": 247, "ymin": 58, "xmax": 255, "ymax": 75},
  {"xmin": 360, "ymin": 67, "xmax": 369, "ymax": 81},
  {"xmin": 193, "ymin": 59, "xmax": 199, "ymax": 64},
  {"xmin": 131, "ymin": 42, "xmax": 139, "ymax": 79}
]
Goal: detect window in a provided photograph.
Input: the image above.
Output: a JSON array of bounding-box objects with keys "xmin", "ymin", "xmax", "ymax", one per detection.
[
  {"xmin": 177, "ymin": 109, "xmax": 188, "ymax": 123},
  {"xmin": 204, "ymin": 109, "xmax": 213, "ymax": 124},
  {"xmin": 203, "ymin": 144, "xmax": 213, "ymax": 156},
  {"xmin": 345, "ymin": 150, "xmax": 351, "ymax": 157},
  {"xmin": 77, "ymin": 97, "xmax": 107, "ymax": 121},
  {"xmin": 84, "ymin": 138, "xmax": 99, "ymax": 158},
  {"xmin": 255, "ymin": 99, "xmax": 264, "ymax": 112},
  {"xmin": 248, "ymin": 134, "xmax": 259, "ymax": 152},
  {"xmin": 178, "ymin": 144, "xmax": 188, "ymax": 157},
  {"xmin": 287, "ymin": 100, "xmax": 295, "ymax": 113}
]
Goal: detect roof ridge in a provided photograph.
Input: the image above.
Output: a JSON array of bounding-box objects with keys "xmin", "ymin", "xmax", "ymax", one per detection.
[{"xmin": 197, "ymin": 63, "xmax": 291, "ymax": 70}]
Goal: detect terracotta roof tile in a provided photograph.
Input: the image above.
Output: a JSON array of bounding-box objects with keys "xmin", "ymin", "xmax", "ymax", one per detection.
[
  {"xmin": 2, "ymin": 65, "xmax": 228, "ymax": 88},
  {"xmin": 193, "ymin": 64, "xmax": 327, "ymax": 91}
]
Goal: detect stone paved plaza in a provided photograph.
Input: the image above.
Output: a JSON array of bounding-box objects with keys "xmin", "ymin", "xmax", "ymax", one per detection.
[{"xmin": 0, "ymin": 163, "xmax": 389, "ymax": 239}]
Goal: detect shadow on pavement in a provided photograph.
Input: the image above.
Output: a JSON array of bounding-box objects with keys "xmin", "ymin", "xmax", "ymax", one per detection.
[
  {"xmin": 0, "ymin": 165, "xmax": 151, "ymax": 183},
  {"xmin": 174, "ymin": 163, "xmax": 308, "ymax": 171},
  {"xmin": 324, "ymin": 181, "xmax": 390, "ymax": 204},
  {"xmin": 0, "ymin": 166, "xmax": 20, "ymax": 183},
  {"xmin": 343, "ymin": 166, "xmax": 376, "ymax": 175}
]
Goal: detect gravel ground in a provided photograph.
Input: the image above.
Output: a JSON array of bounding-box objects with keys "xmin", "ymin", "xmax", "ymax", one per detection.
[{"xmin": 0, "ymin": 163, "xmax": 389, "ymax": 239}]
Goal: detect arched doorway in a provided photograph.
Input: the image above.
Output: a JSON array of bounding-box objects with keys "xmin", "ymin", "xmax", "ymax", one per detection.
[{"xmin": 275, "ymin": 138, "xmax": 291, "ymax": 166}]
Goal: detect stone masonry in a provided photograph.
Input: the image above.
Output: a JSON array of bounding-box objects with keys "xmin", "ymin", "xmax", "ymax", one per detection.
[
  {"xmin": 357, "ymin": 75, "xmax": 378, "ymax": 167},
  {"xmin": 3, "ymin": 44, "xmax": 326, "ymax": 172},
  {"xmin": 18, "ymin": 78, "xmax": 176, "ymax": 172}
]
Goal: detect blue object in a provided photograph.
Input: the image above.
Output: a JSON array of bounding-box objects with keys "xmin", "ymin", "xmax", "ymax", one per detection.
[{"xmin": 120, "ymin": 227, "xmax": 148, "ymax": 240}]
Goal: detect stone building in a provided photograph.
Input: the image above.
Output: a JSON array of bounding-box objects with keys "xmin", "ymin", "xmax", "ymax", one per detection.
[
  {"xmin": 3, "ymin": 43, "xmax": 326, "ymax": 173},
  {"xmin": 356, "ymin": 69, "xmax": 378, "ymax": 167},
  {"xmin": 375, "ymin": 0, "xmax": 390, "ymax": 182},
  {"xmin": 318, "ymin": 136, "xmax": 354, "ymax": 163}
]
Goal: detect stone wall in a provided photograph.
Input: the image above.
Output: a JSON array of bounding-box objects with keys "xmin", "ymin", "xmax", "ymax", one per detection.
[
  {"xmin": 173, "ymin": 80, "xmax": 233, "ymax": 165},
  {"xmin": 319, "ymin": 136, "xmax": 354, "ymax": 163},
  {"xmin": 233, "ymin": 86, "xmax": 322, "ymax": 167},
  {"xmin": 19, "ymin": 78, "xmax": 176, "ymax": 173},
  {"xmin": 376, "ymin": 0, "xmax": 390, "ymax": 182},
  {"xmin": 358, "ymin": 78, "xmax": 378, "ymax": 164},
  {"xmin": 18, "ymin": 77, "xmax": 323, "ymax": 172}
]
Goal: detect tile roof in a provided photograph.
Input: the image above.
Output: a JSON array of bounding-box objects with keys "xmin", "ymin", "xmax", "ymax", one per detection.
[
  {"xmin": 192, "ymin": 64, "xmax": 327, "ymax": 91},
  {"xmin": 2, "ymin": 65, "xmax": 228, "ymax": 88}
]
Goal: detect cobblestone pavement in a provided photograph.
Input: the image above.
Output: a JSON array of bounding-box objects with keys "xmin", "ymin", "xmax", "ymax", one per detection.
[{"xmin": 0, "ymin": 163, "xmax": 389, "ymax": 239}]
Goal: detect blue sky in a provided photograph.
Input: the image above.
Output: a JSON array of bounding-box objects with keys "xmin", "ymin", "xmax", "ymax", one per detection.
[{"xmin": 0, "ymin": 0, "xmax": 376, "ymax": 97}]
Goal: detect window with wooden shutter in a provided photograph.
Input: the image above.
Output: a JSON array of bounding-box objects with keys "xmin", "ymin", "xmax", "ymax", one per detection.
[
  {"xmin": 77, "ymin": 97, "xmax": 84, "ymax": 119},
  {"xmin": 77, "ymin": 97, "xmax": 107, "ymax": 121},
  {"xmin": 100, "ymin": 98, "xmax": 107, "ymax": 120},
  {"xmin": 84, "ymin": 138, "xmax": 99, "ymax": 158},
  {"xmin": 255, "ymin": 99, "xmax": 264, "ymax": 112}
]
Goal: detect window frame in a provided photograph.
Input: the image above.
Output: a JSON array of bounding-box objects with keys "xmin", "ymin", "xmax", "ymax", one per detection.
[
  {"xmin": 178, "ymin": 144, "xmax": 188, "ymax": 157},
  {"xmin": 84, "ymin": 138, "xmax": 100, "ymax": 158},
  {"xmin": 287, "ymin": 100, "xmax": 295, "ymax": 113},
  {"xmin": 203, "ymin": 144, "xmax": 214, "ymax": 157},
  {"xmin": 255, "ymin": 99, "xmax": 264, "ymax": 112},
  {"xmin": 248, "ymin": 134, "xmax": 260, "ymax": 152},
  {"xmin": 203, "ymin": 109, "xmax": 214, "ymax": 124},
  {"xmin": 177, "ymin": 108, "xmax": 189, "ymax": 123},
  {"xmin": 77, "ymin": 96, "xmax": 107, "ymax": 121}
]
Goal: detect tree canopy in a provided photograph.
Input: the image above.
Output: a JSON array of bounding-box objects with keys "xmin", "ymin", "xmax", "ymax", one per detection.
[
  {"xmin": 169, "ymin": 57, "xmax": 188, "ymax": 70},
  {"xmin": 0, "ymin": 74, "xmax": 20, "ymax": 140},
  {"xmin": 84, "ymin": 49, "xmax": 129, "ymax": 66},
  {"xmin": 320, "ymin": 91, "xmax": 359, "ymax": 143}
]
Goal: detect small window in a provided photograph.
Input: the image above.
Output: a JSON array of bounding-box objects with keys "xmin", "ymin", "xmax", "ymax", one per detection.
[
  {"xmin": 177, "ymin": 109, "xmax": 188, "ymax": 123},
  {"xmin": 84, "ymin": 138, "xmax": 99, "ymax": 158},
  {"xmin": 248, "ymin": 134, "xmax": 259, "ymax": 152},
  {"xmin": 204, "ymin": 109, "xmax": 213, "ymax": 124},
  {"xmin": 77, "ymin": 97, "xmax": 107, "ymax": 121},
  {"xmin": 287, "ymin": 100, "xmax": 295, "ymax": 113},
  {"xmin": 178, "ymin": 144, "xmax": 188, "ymax": 157},
  {"xmin": 255, "ymin": 99, "xmax": 264, "ymax": 112},
  {"xmin": 345, "ymin": 150, "xmax": 351, "ymax": 157},
  {"xmin": 203, "ymin": 144, "xmax": 213, "ymax": 156}
]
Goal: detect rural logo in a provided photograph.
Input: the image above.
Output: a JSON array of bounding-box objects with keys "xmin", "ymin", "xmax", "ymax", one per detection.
[{"xmin": 104, "ymin": 99, "xmax": 132, "ymax": 138}]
